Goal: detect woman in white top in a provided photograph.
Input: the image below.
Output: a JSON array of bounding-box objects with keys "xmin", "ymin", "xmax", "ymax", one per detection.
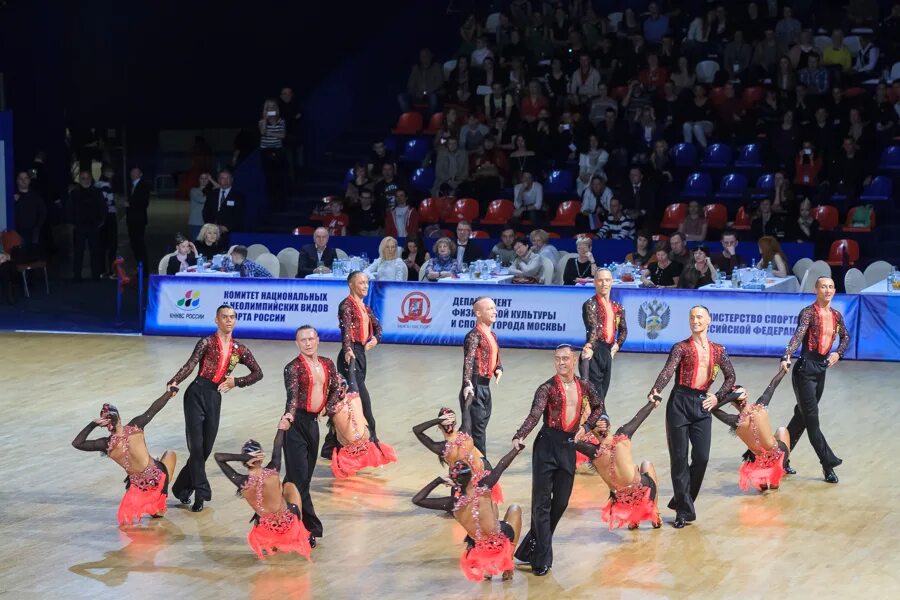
[
  {"xmin": 576, "ymin": 134, "xmax": 609, "ymax": 196},
  {"xmin": 364, "ymin": 236, "xmax": 408, "ymax": 281},
  {"xmin": 189, "ymin": 173, "xmax": 217, "ymax": 237}
]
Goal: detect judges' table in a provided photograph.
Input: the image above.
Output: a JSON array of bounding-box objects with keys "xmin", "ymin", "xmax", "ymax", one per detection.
[
  {"xmin": 174, "ymin": 270, "xmax": 240, "ymax": 277},
  {"xmin": 860, "ymin": 278, "xmax": 900, "ymax": 295},
  {"xmin": 699, "ymin": 276, "xmax": 799, "ymax": 293},
  {"xmin": 436, "ymin": 273, "xmax": 513, "ymax": 284}
]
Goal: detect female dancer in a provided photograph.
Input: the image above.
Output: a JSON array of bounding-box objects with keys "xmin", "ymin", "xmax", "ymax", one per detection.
[
  {"xmin": 214, "ymin": 418, "xmax": 311, "ymax": 560},
  {"xmin": 711, "ymin": 366, "xmax": 791, "ymax": 492},
  {"xmin": 412, "ymin": 403, "xmax": 503, "ymax": 503},
  {"xmin": 575, "ymin": 397, "xmax": 663, "ymax": 531},
  {"xmin": 327, "ymin": 365, "xmax": 397, "ymax": 478},
  {"xmin": 72, "ymin": 387, "xmax": 179, "ymax": 525},
  {"xmin": 412, "ymin": 445, "xmax": 522, "ymax": 581}
]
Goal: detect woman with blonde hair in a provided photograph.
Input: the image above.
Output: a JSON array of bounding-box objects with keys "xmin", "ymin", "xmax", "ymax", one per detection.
[
  {"xmin": 756, "ymin": 236, "xmax": 789, "ymax": 277},
  {"xmin": 364, "ymin": 236, "xmax": 408, "ymax": 281},
  {"xmin": 528, "ymin": 229, "xmax": 560, "ymax": 265},
  {"xmin": 424, "ymin": 237, "xmax": 459, "ymax": 280},
  {"xmin": 195, "ymin": 223, "xmax": 226, "ymax": 257}
]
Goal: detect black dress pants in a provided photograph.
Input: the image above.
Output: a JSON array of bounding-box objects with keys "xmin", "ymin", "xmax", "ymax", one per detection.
[
  {"xmin": 283, "ymin": 411, "xmax": 323, "ymax": 537},
  {"xmin": 665, "ymin": 385, "xmax": 712, "ymax": 521},
  {"xmin": 73, "ymin": 229, "xmax": 102, "ymax": 280},
  {"xmin": 580, "ymin": 342, "xmax": 613, "ymax": 400},
  {"xmin": 515, "ymin": 427, "xmax": 576, "ymax": 570},
  {"xmin": 322, "ymin": 342, "xmax": 375, "ymax": 458},
  {"xmin": 459, "ymin": 375, "xmax": 492, "ymax": 457},
  {"xmin": 786, "ymin": 354, "xmax": 841, "ymax": 468},
  {"xmin": 172, "ymin": 378, "xmax": 221, "ymax": 502},
  {"xmin": 127, "ymin": 218, "xmax": 147, "ymax": 269}
]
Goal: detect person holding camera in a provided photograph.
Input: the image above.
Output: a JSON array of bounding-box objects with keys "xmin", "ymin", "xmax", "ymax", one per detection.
[{"xmin": 259, "ymin": 99, "xmax": 287, "ymax": 211}]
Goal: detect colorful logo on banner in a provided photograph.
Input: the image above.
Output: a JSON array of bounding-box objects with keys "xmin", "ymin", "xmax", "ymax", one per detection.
[
  {"xmin": 638, "ymin": 299, "xmax": 670, "ymax": 339},
  {"xmin": 177, "ymin": 290, "xmax": 201, "ymax": 311},
  {"xmin": 398, "ymin": 291, "xmax": 432, "ymax": 323}
]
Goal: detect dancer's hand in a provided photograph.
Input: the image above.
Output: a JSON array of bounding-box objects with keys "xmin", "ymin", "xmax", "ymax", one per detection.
[
  {"xmin": 94, "ymin": 417, "xmax": 110, "ymax": 427},
  {"xmin": 168, "ymin": 385, "xmax": 179, "ymax": 395},
  {"xmin": 827, "ymin": 352, "xmax": 840, "ymax": 367},
  {"xmin": 278, "ymin": 414, "xmax": 292, "ymax": 430},
  {"xmin": 647, "ymin": 388, "xmax": 660, "ymax": 403},
  {"xmin": 462, "ymin": 384, "xmax": 474, "ymax": 401},
  {"xmin": 344, "ymin": 349, "xmax": 356, "ymax": 364},
  {"xmin": 733, "ymin": 387, "xmax": 748, "ymax": 402},
  {"xmin": 702, "ymin": 393, "xmax": 717, "ymax": 411},
  {"xmin": 440, "ymin": 475, "xmax": 454, "ymax": 486},
  {"xmin": 780, "ymin": 359, "xmax": 791, "ymax": 372},
  {"xmin": 611, "ymin": 343, "xmax": 619, "ymax": 359},
  {"xmin": 166, "ymin": 380, "xmax": 176, "ymax": 392},
  {"xmin": 218, "ymin": 376, "xmax": 236, "ymax": 393},
  {"xmin": 440, "ymin": 414, "xmax": 455, "ymax": 428},
  {"xmin": 574, "ymin": 427, "xmax": 586, "ymax": 442},
  {"xmin": 595, "ymin": 419, "xmax": 609, "ymax": 435},
  {"xmin": 512, "ymin": 438, "xmax": 525, "ymax": 451},
  {"xmin": 365, "ymin": 338, "xmax": 378, "ymax": 352},
  {"xmin": 494, "ymin": 369, "xmax": 503, "ymax": 384},
  {"xmin": 649, "ymin": 395, "xmax": 662, "ymax": 408},
  {"xmin": 582, "ymin": 344, "xmax": 594, "ymax": 360}
]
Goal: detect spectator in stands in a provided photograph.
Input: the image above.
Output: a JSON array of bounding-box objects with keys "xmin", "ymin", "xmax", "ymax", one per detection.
[
  {"xmin": 792, "ymin": 85, "xmax": 814, "ymax": 127},
  {"xmin": 374, "ymin": 163, "xmax": 402, "ymax": 213},
  {"xmin": 402, "ymin": 235, "xmax": 430, "ymax": 281},
  {"xmin": 751, "ymin": 198, "xmax": 780, "ymax": 239},
  {"xmin": 671, "ymin": 56, "xmax": 697, "ymax": 94},
  {"xmin": 398, "ymin": 48, "xmax": 444, "ymax": 117},
  {"xmin": 202, "ymin": 168, "xmax": 245, "ymax": 241},
  {"xmin": 588, "ymin": 84, "xmax": 619, "ymax": 126},
  {"xmin": 458, "ymin": 13, "xmax": 483, "ymax": 56},
  {"xmin": 477, "ymin": 57, "xmax": 504, "ymax": 95},
  {"xmin": 471, "ymin": 35, "xmax": 493, "ymax": 67},
  {"xmin": 278, "ymin": 87, "xmax": 303, "ymax": 187},
  {"xmin": 529, "ymin": 229, "xmax": 559, "ymax": 267},
  {"xmin": 490, "ymin": 227, "xmax": 517, "ymax": 266},
  {"xmin": 568, "ymin": 53, "xmax": 601, "ymax": 105},
  {"xmin": 822, "ymin": 29, "xmax": 852, "ymax": 74},
  {"xmin": 643, "ymin": 2, "xmax": 669, "ymax": 44},
  {"xmin": 678, "ymin": 244, "xmax": 718, "ymax": 289},
  {"xmin": 296, "ymin": 227, "xmax": 338, "ymax": 277},
  {"xmin": 620, "ymin": 167, "xmax": 656, "ymax": 224},
  {"xmin": 125, "ymin": 166, "xmax": 151, "ymax": 270},
  {"xmin": 222, "ymin": 245, "xmax": 273, "ymax": 278},
  {"xmin": 258, "ymin": 98, "xmax": 287, "ymax": 211},
  {"xmin": 509, "ymin": 237, "xmax": 543, "ymax": 284},
  {"xmin": 883, "ymin": 4, "xmax": 900, "ymax": 61},
  {"xmin": 775, "ymin": 6, "xmax": 802, "ymax": 48},
  {"xmin": 364, "ymin": 236, "xmax": 407, "ymax": 281},
  {"xmin": 823, "ymin": 137, "xmax": 872, "ymax": 203},
  {"xmin": 648, "ymin": 140, "xmax": 673, "ymax": 185},
  {"xmin": 454, "ymin": 220, "xmax": 482, "ymax": 267},
  {"xmin": 467, "ymin": 136, "xmax": 507, "ymax": 203},
  {"xmin": 873, "ymin": 83, "xmax": 898, "ymax": 145},
  {"xmin": 367, "ymin": 141, "xmax": 397, "ymax": 179},
  {"xmin": 638, "ymin": 53, "xmax": 669, "ymax": 93},
  {"xmin": 771, "ymin": 110, "xmax": 800, "ymax": 170},
  {"xmin": 509, "ymin": 135, "xmax": 540, "ymax": 180},
  {"xmin": 794, "ymin": 141, "xmax": 824, "ymax": 196},
  {"xmin": 711, "ymin": 230, "xmax": 745, "ymax": 273},
  {"xmin": 424, "ymin": 237, "xmax": 459, "ymax": 280},
  {"xmin": 14, "ymin": 170, "xmax": 46, "ymax": 249},
  {"xmin": 346, "ymin": 163, "xmax": 373, "ymax": 208},
  {"xmin": 544, "ymin": 57, "xmax": 569, "ymax": 110},
  {"xmin": 682, "ymin": 85, "xmax": 715, "ymax": 149},
  {"xmin": 630, "ymin": 106, "xmax": 663, "ymax": 163},
  {"xmin": 68, "ymin": 170, "xmax": 106, "ymax": 281},
  {"xmin": 851, "ymin": 33, "xmax": 880, "ymax": 83},
  {"xmin": 845, "ymin": 108, "xmax": 875, "ymax": 158},
  {"xmin": 513, "ymin": 171, "xmax": 543, "ymax": 224},
  {"xmin": 166, "ymin": 234, "xmax": 198, "ymax": 275},
  {"xmin": 432, "ymin": 137, "xmax": 469, "ymax": 197},
  {"xmin": 384, "ymin": 189, "xmax": 419, "ymax": 239},
  {"xmin": 625, "ymin": 231, "xmax": 654, "ymax": 268},
  {"xmin": 668, "ymin": 231, "xmax": 691, "ymax": 268},
  {"xmin": 195, "ymin": 223, "xmax": 226, "ymax": 257},
  {"xmin": 788, "ymin": 198, "xmax": 821, "ymax": 243},
  {"xmin": 596, "ymin": 197, "xmax": 636, "ymax": 240},
  {"xmin": 799, "ymin": 55, "xmax": 830, "ymax": 96},
  {"xmin": 679, "ymin": 200, "xmax": 708, "ymax": 242},
  {"xmin": 641, "ymin": 242, "xmax": 681, "ymax": 287},
  {"xmin": 324, "ymin": 198, "xmax": 349, "ymax": 236},
  {"xmin": 847, "ymin": 0, "xmax": 880, "ymax": 26},
  {"xmin": 596, "ymin": 108, "xmax": 629, "ymax": 169},
  {"xmin": 774, "ymin": 56, "xmax": 798, "ymax": 96},
  {"xmin": 621, "ymin": 79, "xmax": 653, "ymax": 123},
  {"xmin": 548, "ymin": 6, "xmax": 570, "ymax": 48},
  {"xmin": 562, "ymin": 236, "xmax": 598, "ymax": 285},
  {"xmin": 490, "ymin": 114, "xmax": 515, "ymax": 150},
  {"xmin": 576, "ymin": 135, "xmax": 608, "ymax": 196},
  {"xmin": 805, "ymin": 108, "xmax": 838, "ymax": 163},
  {"xmin": 189, "ymin": 172, "xmax": 216, "ymax": 239},
  {"xmin": 484, "ymin": 82, "xmax": 514, "ymax": 121},
  {"xmin": 447, "ymin": 55, "xmax": 475, "ymax": 110},
  {"xmin": 752, "ymin": 29, "xmax": 781, "ymax": 78},
  {"xmin": 459, "ymin": 113, "xmax": 490, "ymax": 154},
  {"xmin": 520, "ymin": 80, "xmax": 548, "ymax": 124},
  {"xmin": 349, "ymin": 189, "xmax": 383, "ymax": 236},
  {"xmin": 788, "ymin": 29, "xmax": 821, "ymax": 69},
  {"xmin": 756, "ymin": 235, "xmax": 789, "ymax": 277},
  {"xmin": 770, "ymin": 171, "xmax": 796, "ymax": 215},
  {"xmin": 579, "ymin": 176, "xmax": 611, "ymax": 233},
  {"xmin": 723, "ymin": 30, "xmax": 752, "ymax": 81}
]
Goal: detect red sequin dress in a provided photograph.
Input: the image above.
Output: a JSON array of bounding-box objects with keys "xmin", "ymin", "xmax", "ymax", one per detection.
[
  {"xmin": 442, "ymin": 432, "xmax": 503, "ymax": 504},
  {"xmin": 454, "ymin": 487, "xmax": 514, "ymax": 581},
  {"xmin": 244, "ymin": 468, "xmax": 311, "ymax": 560},
  {"xmin": 591, "ymin": 435, "xmax": 659, "ymax": 530},
  {"xmin": 108, "ymin": 426, "xmax": 168, "ymax": 526},
  {"xmin": 329, "ymin": 392, "xmax": 397, "ymax": 478},
  {"xmin": 736, "ymin": 405, "xmax": 786, "ymax": 492}
]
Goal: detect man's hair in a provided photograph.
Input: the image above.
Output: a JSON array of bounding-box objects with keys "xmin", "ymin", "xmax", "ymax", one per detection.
[
  {"xmin": 216, "ymin": 304, "xmax": 234, "ymax": 316},
  {"xmin": 347, "ymin": 270, "xmax": 366, "ymax": 283},
  {"xmin": 500, "ymin": 226, "xmax": 515, "ymax": 235},
  {"xmin": 231, "ymin": 245, "xmax": 248, "ymax": 259},
  {"xmin": 669, "ymin": 231, "xmax": 685, "ymax": 242},
  {"xmin": 296, "ymin": 324, "xmax": 318, "ymax": 336},
  {"xmin": 690, "ymin": 305, "xmax": 711, "ymax": 316},
  {"xmin": 555, "ymin": 343, "xmax": 577, "ymax": 352},
  {"xmin": 721, "ymin": 229, "xmax": 737, "ymax": 239},
  {"xmin": 654, "ymin": 241, "xmax": 671, "ymax": 253},
  {"xmin": 218, "ymin": 166, "xmax": 234, "ymax": 177},
  {"xmin": 457, "ymin": 219, "xmax": 472, "ymax": 228},
  {"xmin": 472, "ymin": 296, "xmax": 491, "ymax": 313}
]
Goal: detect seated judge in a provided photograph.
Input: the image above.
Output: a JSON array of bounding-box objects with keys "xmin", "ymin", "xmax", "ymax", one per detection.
[
  {"xmin": 166, "ymin": 234, "xmax": 198, "ymax": 274},
  {"xmin": 296, "ymin": 227, "xmax": 340, "ymax": 278}
]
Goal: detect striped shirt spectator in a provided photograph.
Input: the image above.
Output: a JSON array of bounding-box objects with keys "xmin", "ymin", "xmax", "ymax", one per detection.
[
  {"xmin": 260, "ymin": 118, "xmax": 285, "ymax": 149},
  {"xmin": 596, "ymin": 198, "xmax": 635, "ymax": 240}
]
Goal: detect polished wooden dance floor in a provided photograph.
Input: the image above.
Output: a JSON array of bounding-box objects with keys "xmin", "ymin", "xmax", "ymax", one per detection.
[{"xmin": 3, "ymin": 333, "xmax": 899, "ymax": 599}]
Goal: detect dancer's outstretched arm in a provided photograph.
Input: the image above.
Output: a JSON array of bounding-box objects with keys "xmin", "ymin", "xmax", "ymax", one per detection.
[
  {"xmin": 71, "ymin": 420, "xmax": 110, "ymax": 453},
  {"xmin": 129, "ymin": 387, "xmax": 179, "ymax": 429},
  {"xmin": 478, "ymin": 446, "xmax": 522, "ymax": 489},
  {"xmin": 412, "ymin": 477, "xmax": 455, "ymax": 512},
  {"xmin": 616, "ymin": 399, "xmax": 659, "ymax": 439},
  {"xmin": 412, "ymin": 418, "xmax": 447, "ymax": 455},
  {"xmin": 266, "ymin": 428, "xmax": 286, "ymax": 471},
  {"xmin": 754, "ymin": 368, "xmax": 788, "ymax": 408},
  {"xmin": 213, "ymin": 452, "xmax": 252, "ymax": 489}
]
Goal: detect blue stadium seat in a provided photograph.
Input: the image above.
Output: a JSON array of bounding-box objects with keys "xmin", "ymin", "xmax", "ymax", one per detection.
[
  {"xmin": 411, "ymin": 167, "xmax": 435, "ymax": 193},
  {"xmin": 400, "ymin": 137, "xmax": 431, "ymax": 163},
  {"xmin": 680, "ymin": 172, "xmax": 713, "ymax": 199},
  {"xmin": 545, "ymin": 169, "xmax": 574, "ymax": 194},
  {"xmin": 714, "ymin": 173, "xmax": 748, "ymax": 201},
  {"xmin": 860, "ymin": 176, "xmax": 893, "ymax": 202},
  {"xmin": 345, "ymin": 167, "xmax": 354, "ymax": 184},
  {"xmin": 699, "ymin": 143, "xmax": 733, "ymax": 168},
  {"xmin": 751, "ymin": 173, "xmax": 775, "ymax": 199},
  {"xmin": 672, "ymin": 143, "xmax": 698, "ymax": 168},
  {"xmin": 383, "ymin": 135, "xmax": 401, "ymax": 154},
  {"xmin": 734, "ymin": 144, "xmax": 763, "ymax": 168},
  {"xmin": 878, "ymin": 145, "xmax": 900, "ymax": 172}
]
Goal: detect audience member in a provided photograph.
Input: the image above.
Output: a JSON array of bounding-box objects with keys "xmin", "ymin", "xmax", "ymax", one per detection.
[
  {"xmin": 756, "ymin": 235, "xmax": 789, "ymax": 277},
  {"xmin": 568, "ymin": 53, "xmax": 601, "ymax": 105},
  {"xmin": 423, "ymin": 237, "xmax": 459, "ymax": 280},
  {"xmin": 323, "ymin": 198, "xmax": 349, "ymax": 237},
  {"xmin": 508, "ymin": 135, "xmax": 539, "ymax": 180},
  {"xmin": 166, "ymin": 234, "xmax": 198, "ymax": 274},
  {"xmin": 678, "ymin": 200, "xmax": 708, "ymax": 242},
  {"xmin": 787, "ymin": 198, "xmax": 821, "ymax": 243},
  {"xmin": 195, "ymin": 223, "xmax": 226, "ymax": 257},
  {"xmin": 513, "ymin": 171, "xmax": 543, "ymax": 223},
  {"xmin": 509, "ymin": 237, "xmax": 543, "ymax": 284},
  {"xmin": 459, "ymin": 113, "xmax": 490, "ymax": 154},
  {"xmin": 852, "ymin": 33, "xmax": 880, "ymax": 83},
  {"xmin": 596, "ymin": 197, "xmax": 636, "ymax": 240},
  {"xmin": 189, "ymin": 172, "xmax": 216, "ymax": 238},
  {"xmin": 466, "ymin": 136, "xmax": 507, "ymax": 202},
  {"xmin": 432, "ymin": 137, "xmax": 469, "ymax": 196},
  {"xmin": 373, "ymin": 163, "xmax": 403, "ymax": 213},
  {"xmin": 619, "ymin": 167, "xmax": 655, "ymax": 224},
  {"xmin": 202, "ymin": 168, "xmax": 245, "ymax": 241},
  {"xmin": 625, "ymin": 231, "xmax": 654, "ymax": 268},
  {"xmin": 222, "ymin": 245, "xmax": 273, "ymax": 278},
  {"xmin": 678, "ymin": 244, "xmax": 718, "ymax": 289},
  {"xmin": 384, "ymin": 189, "xmax": 419, "ymax": 239},
  {"xmin": 770, "ymin": 171, "xmax": 796, "ymax": 215},
  {"xmin": 402, "ymin": 235, "xmax": 430, "ymax": 281},
  {"xmin": 126, "ymin": 166, "xmax": 151, "ymax": 269},
  {"xmin": 822, "ymin": 29, "xmax": 852, "ymax": 73},
  {"xmin": 799, "ymin": 55, "xmax": 830, "ymax": 96},
  {"xmin": 345, "ymin": 163, "xmax": 373, "ymax": 208},
  {"xmin": 296, "ymin": 227, "xmax": 338, "ymax": 277},
  {"xmin": 576, "ymin": 135, "xmax": 609, "ymax": 196},
  {"xmin": 641, "ymin": 242, "xmax": 680, "ymax": 288},
  {"xmin": 751, "ymin": 198, "xmax": 781, "ymax": 239},
  {"xmin": 776, "ymin": 6, "xmax": 802, "ymax": 48},
  {"xmin": 528, "ymin": 229, "xmax": 559, "ymax": 266},
  {"xmin": 711, "ymin": 230, "xmax": 745, "ymax": 273},
  {"xmin": 367, "ymin": 141, "xmax": 397, "ymax": 179},
  {"xmin": 258, "ymin": 98, "xmax": 287, "ymax": 210},
  {"xmin": 364, "ymin": 236, "xmax": 408, "ymax": 281},
  {"xmin": 67, "ymin": 170, "xmax": 106, "ymax": 281},
  {"xmin": 668, "ymin": 231, "xmax": 691, "ymax": 268},
  {"xmin": 562, "ymin": 236, "xmax": 598, "ymax": 285},
  {"xmin": 349, "ymin": 189, "xmax": 383, "ymax": 236},
  {"xmin": 682, "ymin": 85, "xmax": 715, "ymax": 149},
  {"xmin": 489, "ymin": 226, "xmax": 517, "ymax": 266},
  {"xmin": 398, "ymin": 48, "xmax": 444, "ymax": 116},
  {"xmin": 454, "ymin": 220, "xmax": 483, "ymax": 268},
  {"xmin": 578, "ymin": 176, "xmax": 611, "ymax": 233}
]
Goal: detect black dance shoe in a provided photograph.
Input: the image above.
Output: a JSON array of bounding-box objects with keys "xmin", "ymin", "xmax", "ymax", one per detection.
[
  {"xmin": 176, "ymin": 493, "xmax": 192, "ymax": 505},
  {"xmin": 532, "ymin": 565, "xmax": 550, "ymax": 576},
  {"xmin": 673, "ymin": 516, "xmax": 687, "ymax": 529},
  {"xmin": 309, "ymin": 534, "xmax": 317, "ymax": 548},
  {"xmin": 191, "ymin": 498, "xmax": 205, "ymax": 512},
  {"xmin": 823, "ymin": 468, "xmax": 839, "ymax": 484},
  {"xmin": 784, "ymin": 464, "xmax": 797, "ymax": 475}
]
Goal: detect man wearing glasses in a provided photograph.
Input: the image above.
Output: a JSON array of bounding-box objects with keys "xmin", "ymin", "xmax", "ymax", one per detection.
[{"xmin": 455, "ymin": 220, "xmax": 483, "ymax": 269}]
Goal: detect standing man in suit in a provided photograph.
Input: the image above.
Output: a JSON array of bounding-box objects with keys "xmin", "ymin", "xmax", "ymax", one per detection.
[
  {"xmin": 454, "ymin": 220, "xmax": 483, "ymax": 270},
  {"xmin": 202, "ymin": 168, "xmax": 245, "ymax": 242},
  {"xmin": 296, "ymin": 227, "xmax": 338, "ymax": 278},
  {"xmin": 619, "ymin": 167, "xmax": 657, "ymax": 229},
  {"xmin": 126, "ymin": 167, "xmax": 151, "ymax": 269},
  {"xmin": 68, "ymin": 170, "xmax": 107, "ymax": 281}
]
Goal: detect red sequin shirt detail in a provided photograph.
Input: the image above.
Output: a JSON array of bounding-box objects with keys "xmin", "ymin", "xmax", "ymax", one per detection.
[
  {"xmin": 514, "ymin": 376, "xmax": 607, "ymax": 440},
  {"xmin": 462, "ymin": 325, "xmax": 502, "ymax": 387},
  {"xmin": 283, "ymin": 355, "xmax": 342, "ymax": 415},
  {"xmin": 169, "ymin": 335, "xmax": 263, "ymax": 386},
  {"xmin": 583, "ymin": 295, "xmax": 627, "ymax": 347},
  {"xmin": 651, "ymin": 339, "xmax": 735, "ymax": 401},
  {"xmin": 782, "ymin": 304, "xmax": 849, "ymax": 359},
  {"xmin": 338, "ymin": 296, "xmax": 382, "ymax": 354}
]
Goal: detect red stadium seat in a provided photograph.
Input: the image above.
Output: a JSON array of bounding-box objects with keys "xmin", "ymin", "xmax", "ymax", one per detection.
[
  {"xmin": 708, "ymin": 86, "xmax": 727, "ymax": 107},
  {"xmin": 826, "ymin": 239, "xmax": 860, "ymax": 267},
  {"xmin": 812, "ymin": 205, "xmax": 839, "ymax": 231},
  {"xmin": 704, "ymin": 203, "xmax": 728, "ymax": 230},
  {"xmin": 480, "ymin": 199, "xmax": 514, "ymax": 224},
  {"xmin": 391, "ymin": 111, "xmax": 423, "ymax": 134},
  {"xmin": 611, "ymin": 85, "xmax": 629, "ymax": 100},
  {"xmin": 293, "ymin": 226, "xmax": 316, "ymax": 235},
  {"xmin": 471, "ymin": 230, "xmax": 490, "ymax": 239},
  {"xmin": 652, "ymin": 234, "xmax": 669, "ymax": 242},
  {"xmin": 732, "ymin": 206, "xmax": 751, "ymax": 231},
  {"xmin": 423, "ymin": 112, "xmax": 444, "ymax": 135},
  {"xmin": 549, "ymin": 200, "xmax": 581, "ymax": 226},
  {"xmin": 546, "ymin": 232, "xmax": 561, "ymax": 238},
  {"xmin": 659, "ymin": 203, "xmax": 687, "ymax": 230},
  {"xmin": 844, "ymin": 87, "xmax": 866, "ymax": 98},
  {"xmin": 741, "ymin": 86, "xmax": 765, "ymax": 110},
  {"xmin": 418, "ymin": 197, "xmax": 447, "ymax": 224},
  {"xmin": 844, "ymin": 206, "xmax": 876, "ymax": 232},
  {"xmin": 444, "ymin": 198, "xmax": 479, "ymax": 224}
]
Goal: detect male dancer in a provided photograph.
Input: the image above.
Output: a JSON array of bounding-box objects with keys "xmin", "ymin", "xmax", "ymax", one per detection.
[
  {"xmin": 647, "ymin": 306, "xmax": 735, "ymax": 528},
  {"xmin": 322, "ymin": 271, "xmax": 382, "ymax": 458},
  {"xmin": 513, "ymin": 344, "xmax": 608, "ymax": 576},
  {"xmin": 581, "ymin": 268, "xmax": 626, "ymax": 400},
  {"xmin": 167, "ymin": 304, "xmax": 263, "ymax": 512},
  {"xmin": 461, "ymin": 296, "xmax": 503, "ymax": 456},
  {"xmin": 781, "ymin": 276, "xmax": 848, "ymax": 483},
  {"xmin": 281, "ymin": 325, "xmax": 345, "ymax": 547}
]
